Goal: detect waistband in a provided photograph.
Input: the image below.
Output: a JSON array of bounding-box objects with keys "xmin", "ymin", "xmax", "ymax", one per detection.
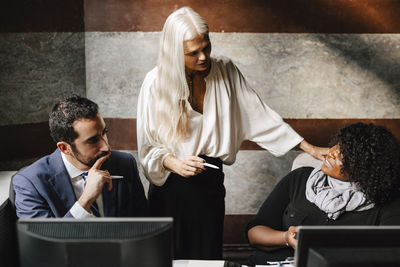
[{"xmin": 199, "ymin": 155, "xmax": 223, "ymax": 170}]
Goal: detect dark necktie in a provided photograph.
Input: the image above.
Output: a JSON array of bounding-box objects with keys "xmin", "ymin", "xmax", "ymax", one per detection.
[{"xmin": 81, "ymin": 172, "xmax": 101, "ymax": 217}]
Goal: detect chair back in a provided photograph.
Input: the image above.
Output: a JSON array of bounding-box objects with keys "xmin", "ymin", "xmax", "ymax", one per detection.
[{"xmin": 0, "ymin": 174, "xmax": 19, "ymax": 267}]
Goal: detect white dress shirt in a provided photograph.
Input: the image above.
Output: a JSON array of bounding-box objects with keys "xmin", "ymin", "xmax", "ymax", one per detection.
[
  {"xmin": 137, "ymin": 56, "xmax": 304, "ymax": 186},
  {"xmin": 61, "ymin": 153, "xmax": 105, "ymax": 218}
]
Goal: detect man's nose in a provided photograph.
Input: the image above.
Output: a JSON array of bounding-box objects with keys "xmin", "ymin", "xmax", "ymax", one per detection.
[{"xmin": 100, "ymin": 136, "xmax": 110, "ymax": 151}]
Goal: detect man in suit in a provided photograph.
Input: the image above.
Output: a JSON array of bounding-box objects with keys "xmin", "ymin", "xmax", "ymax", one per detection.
[{"xmin": 13, "ymin": 95, "xmax": 148, "ymax": 218}]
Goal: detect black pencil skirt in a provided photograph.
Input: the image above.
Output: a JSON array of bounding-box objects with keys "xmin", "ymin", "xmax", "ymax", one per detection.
[{"xmin": 148, "ymin": 155, "xmax": 225, "ymax": 260}]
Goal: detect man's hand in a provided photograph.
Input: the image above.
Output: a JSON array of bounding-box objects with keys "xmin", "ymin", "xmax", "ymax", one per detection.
[
  {"xmin": 164, "ymin": 155, "xmax": 206, "ymax": 178},
  {"xmin": 78, "ymin": 153, "xmax": 111, "ymax": 212}
]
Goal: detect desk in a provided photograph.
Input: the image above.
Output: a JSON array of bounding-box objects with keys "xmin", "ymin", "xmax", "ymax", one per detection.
[
  {"xmin": 172, "ymin": 261, "xmax": 295, "ymax": 267},
  {"xmin": 256, "ymin": 264, "xmax": 294, "ymax": 267},
  {"xmin": 173, "ymin": 260, "xmax": 248, "ymax": 267}
]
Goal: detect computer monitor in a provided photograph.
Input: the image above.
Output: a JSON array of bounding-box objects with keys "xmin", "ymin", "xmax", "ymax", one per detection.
[
  {"xmin": 17, "ymin": 217, "xmax": 173, "ymax": 267},
  {"xmin": 295, "ymin": 226, "xmax": 400, "ymax": 267}
]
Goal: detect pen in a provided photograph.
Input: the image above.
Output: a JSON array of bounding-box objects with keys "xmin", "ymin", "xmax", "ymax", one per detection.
[
  {"xmin": 266, "ymin": 260, "xmax": 295, "ymax": 265},
  {"xmin": 110, "ymin": 175, "xmax": 124, "ymax": 179},
  {"xmin": 203, "ymin": 162, "xmax": 220, "ymax": 169}
]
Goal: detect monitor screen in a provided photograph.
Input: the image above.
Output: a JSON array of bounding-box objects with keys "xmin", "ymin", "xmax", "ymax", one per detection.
[
  {"xmin": 294, "ymin": 226, "xmax": 400, "ymax": 267},
  {"xmin": 17, "ymin": 217, "xmax": 173, "ymax": 267}
]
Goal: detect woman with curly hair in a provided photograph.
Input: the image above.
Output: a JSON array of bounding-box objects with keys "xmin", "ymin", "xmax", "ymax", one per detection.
[{"xmin": 246, "ymin": 122, "xmax": 400, "ymax": 264}]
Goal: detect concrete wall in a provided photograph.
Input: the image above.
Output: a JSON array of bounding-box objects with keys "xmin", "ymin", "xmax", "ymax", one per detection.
[
  {"xmin": 1, "ymin": 0, "xmax": 400, "ymax": 214},
  {"xmin": 86, "ymin": 32, "xmax": 400, "ymax": 119},
  {"xmin": 0, "ymin": 33, "xmax": 86, "ymax": 126},
  {"xmin": 85, "ymin": 31, "xmax": 400, "ymax": 213}
]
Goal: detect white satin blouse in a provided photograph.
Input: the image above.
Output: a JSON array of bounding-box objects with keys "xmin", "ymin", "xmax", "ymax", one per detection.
[{"xmin": 137, "ymin": 57, "xmax": 303, "ymax": 186}]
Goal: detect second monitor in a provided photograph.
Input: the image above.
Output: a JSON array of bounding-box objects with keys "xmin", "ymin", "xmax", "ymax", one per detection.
[
  {"xmin": 295, "ymin": 225, "xmax": 400, "ymax": 267},
  {"xmin": 17, "ymin": 217, "xmax": 173, "ymax": 267}
]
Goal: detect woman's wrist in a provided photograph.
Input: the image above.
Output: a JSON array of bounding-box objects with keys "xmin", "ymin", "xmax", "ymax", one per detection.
[
  {"xmin": 299, "ymin": 140, "xmax": 314, "ymax": 155},
  {"xmin": 282, "ymin": 231, "xmax": 289, "ymax": 247},
  {"xmin": 163, "ymin": 154, "xmax": 181, "ymax": 174}
]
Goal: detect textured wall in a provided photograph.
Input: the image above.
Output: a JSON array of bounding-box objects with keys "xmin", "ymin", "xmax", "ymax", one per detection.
[
  {"xmin": 86, "ymin": 32, "xmax": 400, "ymax": 214},
  {"xmin": 86, "ymin": 32, "xmax": 400, "ymax": 119},
  {"xmin": 2, "ymin": 0, "xmax": 400, "ymax": 215},
  {"xmin": 0, "ymin": 33, "xmax": 86, "ymax": 126},
  {"xmin": 223, "ymin": 151, "xmax": 301, "ymax": 214},
  {"xmin": 86, "ymin": 32, "xmax": 158, "ymax": 118}
]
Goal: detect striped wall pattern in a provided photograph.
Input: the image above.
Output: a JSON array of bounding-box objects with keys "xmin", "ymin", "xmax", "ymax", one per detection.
[{"xmin": 1, "ymin": 0, "xmax": 400, "ymax": 214}]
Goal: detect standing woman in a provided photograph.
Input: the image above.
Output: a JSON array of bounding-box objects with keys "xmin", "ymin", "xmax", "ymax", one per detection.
[{"xmin": 137, "ymin": 7, "xmax": 327, "ymax": 260}]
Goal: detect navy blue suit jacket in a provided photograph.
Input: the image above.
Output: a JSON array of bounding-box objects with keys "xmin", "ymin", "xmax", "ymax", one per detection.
[{"xmin": 13, "ymin": 149, "xmax": 148, "ymax": 218}]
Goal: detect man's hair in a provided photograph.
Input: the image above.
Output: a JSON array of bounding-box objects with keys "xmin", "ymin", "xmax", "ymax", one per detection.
[
  {"xmin": 331, "ymin": 122, "xmax": 400, "ymax": 204},
  {"xmin": 49, "ymin": 95, "xmax": 99, "ymax": 144}
]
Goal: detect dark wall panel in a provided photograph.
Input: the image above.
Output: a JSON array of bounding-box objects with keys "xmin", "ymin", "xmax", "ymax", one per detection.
[
  {"xmin": 85, "ymin": 0, "xmax": 400, "ymax": 33},
  {"xmin": 0, "ymin": 0, "xmax": 84, "ymax": 32},
  {"xmin": 2, "ymin": 118, "xmax": 399, "ymax": 161}
]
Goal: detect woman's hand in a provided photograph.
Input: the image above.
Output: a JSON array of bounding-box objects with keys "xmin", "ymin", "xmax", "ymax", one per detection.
[
  {"xmin": 248, "ymin": 225, "xmax": 300, "ymax": 251},
  {"xmin": 283, "ymin": 226, "xmax": 299, "ymax": 249},
  {"xmin": 299, "ymin": 140, "xmax": 329, "ymax": 161},
  {"xmin": 164, "ymin": 155, "xmax": 206, "ymax": 177}
]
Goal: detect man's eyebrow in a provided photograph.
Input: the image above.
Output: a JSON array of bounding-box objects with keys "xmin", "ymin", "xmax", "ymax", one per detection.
[
  {"xmin": 84, "ymin": 134, "xmax": 100, "ymax": 143},
  {"xmin": 84, "ymin": 126, "xmax": 108, "ymax": 143}
]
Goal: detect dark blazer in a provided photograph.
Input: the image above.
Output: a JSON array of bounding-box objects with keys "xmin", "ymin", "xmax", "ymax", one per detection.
[{"xmin": 13, "ymin": 149, "xmax": 148, "ymax": 218}]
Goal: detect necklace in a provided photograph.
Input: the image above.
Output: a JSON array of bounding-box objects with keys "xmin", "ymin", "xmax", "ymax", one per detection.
[{"xmin": 188, "ymin": 73, "xmax": 194, "ymax": 105}]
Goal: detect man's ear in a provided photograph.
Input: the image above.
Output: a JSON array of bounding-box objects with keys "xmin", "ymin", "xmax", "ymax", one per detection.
[{"xmin": 57, "ymin": 141, "xmax": 72, "ymax": 155}]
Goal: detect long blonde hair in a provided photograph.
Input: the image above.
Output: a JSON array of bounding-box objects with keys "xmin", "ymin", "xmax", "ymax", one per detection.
[{"xmin": 153, "ymin": 7, "xmax": 209, "ymax": 146}]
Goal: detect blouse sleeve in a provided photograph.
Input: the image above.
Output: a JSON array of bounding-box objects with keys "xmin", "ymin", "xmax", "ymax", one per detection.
[
  {"xmin": 137, "ymin": 69, "xmax": 172, "ymax": 186},
  {"xmin": 227, "ymin": 60, "xmax": 303, "ymax": 156}
]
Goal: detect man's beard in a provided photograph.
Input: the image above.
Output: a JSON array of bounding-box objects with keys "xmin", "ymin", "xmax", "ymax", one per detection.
[{"xmin": 70, "ymin": 145, "xmax": 109, "ymax": 168}]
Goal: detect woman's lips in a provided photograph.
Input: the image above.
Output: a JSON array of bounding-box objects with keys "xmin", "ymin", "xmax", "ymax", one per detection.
[
  {"xmin": 323, "ymin": 158, "xmax": 332, "ymax": 168},
  {"xmin": 198, "ymin": 60, "xmax": 209, "ymax": 67}
]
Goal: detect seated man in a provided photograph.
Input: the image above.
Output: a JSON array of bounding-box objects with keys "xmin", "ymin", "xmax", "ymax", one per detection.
[
  {"xmin": 246, "ymin": 122, "xmax": 400, "ymax": 265},
  {"xmin": 13, "ymin": 95, "xmax": 148, "ymax": 218}
]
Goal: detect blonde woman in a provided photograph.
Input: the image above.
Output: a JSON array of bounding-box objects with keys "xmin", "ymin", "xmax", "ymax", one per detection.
[{"xmin": 137, "ymin": 7, "xmax": 327, "ymax": 259}]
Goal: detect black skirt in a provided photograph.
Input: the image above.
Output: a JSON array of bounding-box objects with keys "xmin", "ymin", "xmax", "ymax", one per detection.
[{"xmin": 148, "ymin": 155, "xmax": 225, "ymax": 260}]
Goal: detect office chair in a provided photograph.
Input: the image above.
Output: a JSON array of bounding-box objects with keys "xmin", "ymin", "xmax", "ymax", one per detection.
[{"xmin": 0, "ymin": 174, "xmax": 19, "ymax": 267}]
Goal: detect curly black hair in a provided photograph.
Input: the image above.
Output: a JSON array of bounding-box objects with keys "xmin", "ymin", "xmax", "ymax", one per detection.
[
  {"xmin": 331, "ymin": 122, "xmax": 400, "ymax": 205},
  {"xmin": 49, "ymin": 95, "xmax": 99, "ymax": 144}
]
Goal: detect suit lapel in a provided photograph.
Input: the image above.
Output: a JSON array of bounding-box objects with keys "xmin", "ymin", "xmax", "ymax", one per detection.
[
  {"xmin": 101, "ymin": 157, "xmax": 119, "ymax": 217},
  {"xmin": 47, "ymin": 150, "xmax": 77, "ymax": 213},
  {"xmin": 102, "ymin": 181, "xmax": 118, "ymax": 217},
  {"xmin": 45, "ymin": 150, "xmax": 122, "ymax": 217}
]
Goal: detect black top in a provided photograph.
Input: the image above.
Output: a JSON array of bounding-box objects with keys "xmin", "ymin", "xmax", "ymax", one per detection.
[{"xmin": 246, "ymin": 167, "xmax": 400, "ymax": 264}]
